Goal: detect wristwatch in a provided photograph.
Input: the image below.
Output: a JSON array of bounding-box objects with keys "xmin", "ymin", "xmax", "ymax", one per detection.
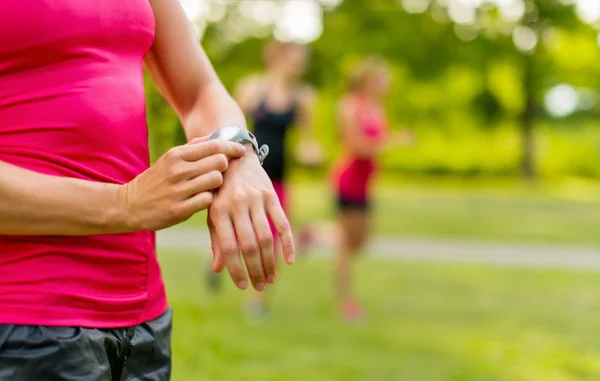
[{"xmin": 209, "ymin": 125, "xmax": 269, "ymax": 165}]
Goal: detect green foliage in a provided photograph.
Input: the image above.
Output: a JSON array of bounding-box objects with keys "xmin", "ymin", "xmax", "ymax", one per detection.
[
  {"xmin": 145, "ymin": 73, "xmax": 179, "ymax": 161},
  {"xmin": 145, "ymin": 0, "xmax": 600, "ymax": 179}
]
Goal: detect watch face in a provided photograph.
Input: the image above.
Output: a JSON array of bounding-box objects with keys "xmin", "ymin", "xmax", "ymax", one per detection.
[{"xmin": 214, "ymin": 125, "xmax": 240, "ymax": 141}]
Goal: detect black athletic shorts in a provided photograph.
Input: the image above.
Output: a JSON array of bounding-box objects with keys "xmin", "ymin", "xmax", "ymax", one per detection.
[
  {"xmin": 336, "ymin": 194, "xmax": 370, "ymax": 212},
  {"xmin": 0, "ymin": 308, "xmax": 172, "ymax": 381}
]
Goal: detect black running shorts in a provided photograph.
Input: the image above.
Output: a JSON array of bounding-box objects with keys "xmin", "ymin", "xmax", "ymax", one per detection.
[
  {"xmin": 336, "ymin": 194, "xmax": 370, "ymax": 212},
  {"xmin": 0, "ymin": 309, "xmax": 172, "ymax": 381}
]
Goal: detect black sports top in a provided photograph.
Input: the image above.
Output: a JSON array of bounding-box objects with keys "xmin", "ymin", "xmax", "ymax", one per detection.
[{"xmin": 251, "ymin": 91, "xmax": 298, "ymax": 181}]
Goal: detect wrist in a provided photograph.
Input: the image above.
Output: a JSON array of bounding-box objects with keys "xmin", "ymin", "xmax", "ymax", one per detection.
[
  {"xmin": 226, "ymin": 144, "xmax": 260, "ymax": 173},
  {"xmin": 243, "ymin": 143, "xmax": 260, "ymax": 160},
  {"xmin": 111, "ymin": 183, "xmax": 137, "ymax": 232},
  {"xmin": 182, "ymin": 89, "xmax": 248, "ymax": 141},
  {"xmin": 228, "ymin": 144, "xmax": 260, "ymax": 169}
]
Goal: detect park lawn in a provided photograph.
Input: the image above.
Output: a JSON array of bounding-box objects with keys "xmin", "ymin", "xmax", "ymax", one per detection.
[
  {"xmin": 183, "ymin": 176, "xmax": 600, "ymax": 246},
  {"xmin": 162, "ymin": 250, "xmax": 600, "ymax": 381}
]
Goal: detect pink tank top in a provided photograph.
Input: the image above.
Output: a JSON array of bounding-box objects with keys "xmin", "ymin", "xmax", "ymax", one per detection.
[
  {"xmin": 333, "ymin": 96, "xmax": 387, "ymax": 201},
  {"xmin": 0, "ymin": 1, "xmax": 167, "ymax": 327}
]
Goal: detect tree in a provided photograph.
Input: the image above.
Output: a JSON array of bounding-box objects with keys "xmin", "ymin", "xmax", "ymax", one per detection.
[
  {"xmin": 143, "ymin": 0, "xmax": 600, "ymax": 179},
  {"xmin": 423, "ymin": 0, "xmax": 597, "ymax": 179}
]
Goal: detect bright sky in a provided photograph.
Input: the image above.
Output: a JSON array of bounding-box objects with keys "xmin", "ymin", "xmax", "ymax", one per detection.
[
  {"xmin": 180, "ymin": 0, "xmax": 328, "ymax": 43},
  {"xmin": 180, "ymin": 0, "xmax": 207, "ymax": 20},
  {"xmin": 545, "ymin": 84, "xmax": 579, "ymax": 118},
  {"xmin": 179, "ymin": 0, "xmax": 594, "ymax": 116},
  {"xmin": 402, "ymin": 0, "xmax": 600, "ymax": 26},
  {"xmin": 576, "ymin": 0, "xmax": 600, "ymax": 24},
  {"xmin": 180, "ymin": 0, "xmax": 600, "ymax": 44},
  {"xmin": 274, "ymin": 1, "xmax": 323, "ymax": 43}
]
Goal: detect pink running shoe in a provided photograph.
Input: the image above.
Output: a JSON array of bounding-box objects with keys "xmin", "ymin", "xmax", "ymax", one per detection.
[{"xmin": 341, "ymin": 300, "xmax": 365, "ymax": 322}]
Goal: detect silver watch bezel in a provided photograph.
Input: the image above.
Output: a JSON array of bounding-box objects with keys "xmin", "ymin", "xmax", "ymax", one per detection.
[{"xmin": 209, "ymin": 125, "xmax": 269, "ymax": 165}]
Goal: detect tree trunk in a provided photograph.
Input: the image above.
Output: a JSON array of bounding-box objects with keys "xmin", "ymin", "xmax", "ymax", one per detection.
[{"xmin": 520, "ymin": 54, "xmax": 536, "ymax": 180}]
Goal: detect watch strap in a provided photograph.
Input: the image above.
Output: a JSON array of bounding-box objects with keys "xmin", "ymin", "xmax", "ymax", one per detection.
[{"xmin": 210, "ymin": 126, "xmax": 269, "ymax": 165}]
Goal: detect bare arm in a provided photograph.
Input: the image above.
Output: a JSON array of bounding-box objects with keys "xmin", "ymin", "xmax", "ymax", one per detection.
[
  {"xmin": 296, "ymin": 86, "xmax": 316, "ymax": 137},
  {"xmin": 0, "ymin": 161, "xmax": 127, "ymax": 235},
  {"xmin": 233, "ymin": 76, "xmax": 262, "ymax": 115},
  {"xmin": 0, "ymin": 140, "xmax": 245, "ymax": 236},
  {"xmin": 0, "ymin": 0, "xmax": 258, "ymax": 238},
  {"xmin": 145, "ymin": 0, "xmax": 294, "ymax": 292},
  {"xmin": 145, "ymin": 0, "xmax": 246, "ymax": 139},
  {"xmin": 385, "ymin": 129, "xmax": 416, "ymax": 150},
  {"xmin": 295, "ymin": 86, "xmax": 324, "ymax": 166}
]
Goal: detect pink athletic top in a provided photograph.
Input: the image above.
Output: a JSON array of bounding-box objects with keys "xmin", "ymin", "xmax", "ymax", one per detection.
[
  {"xmin": 0, "ymin": 1, "xmax": 168, "ymax": 327},
  {"xmin": 332, "ymin": 95, "xmax": 388, "ymax": 201}
]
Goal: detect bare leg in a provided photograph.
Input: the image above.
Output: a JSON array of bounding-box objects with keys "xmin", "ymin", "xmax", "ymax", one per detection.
[
  {"xmin": 247, "ymin": 289, "xmax": 269, "ymax": 319},
  {"xmin": 335, "ymin": 209, "xmax": 369, "ymax": 319},
  {"xmin": 335, "ymin": 222, "xmax": 353, "ymax": 302},
  {"xmin": 296, "ymin": 224, "xmax": 314, "ymax": 256}
]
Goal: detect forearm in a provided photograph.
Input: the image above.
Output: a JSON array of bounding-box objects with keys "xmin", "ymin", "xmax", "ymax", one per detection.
[
  {"xmin": 0, "ymin": 161, "xmax": 129, "ymax": 235},
  {"xmin": 298, "ymin": 117, "xmax": 314, "ymax": 140},
  {"xmin": 183, "ymin": 82, "xmax": 248, "ymax": 140},
  {"xmin": 297, "ymin": 92, "xmax": 315, "ymax": 139}
]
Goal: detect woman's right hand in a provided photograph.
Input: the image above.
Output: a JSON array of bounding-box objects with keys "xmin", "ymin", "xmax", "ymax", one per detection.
[{"xmin": 120, "ymin": 137, "xmax": 246, "ymax": 231}]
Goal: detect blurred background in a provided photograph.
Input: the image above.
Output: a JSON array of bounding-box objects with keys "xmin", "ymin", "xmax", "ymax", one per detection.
[{"xmin": 150, "ymin": 0, "xmax": 600, "ymax": 380}]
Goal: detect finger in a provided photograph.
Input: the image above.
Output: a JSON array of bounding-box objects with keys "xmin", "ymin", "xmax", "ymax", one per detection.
[
  {"xmin": 208, "ymin": 216, "xmax": 225, "ymax": 273},
  {"xmin": 179, "ymin": 191, "xmax": 214, "ymax": 217},
  {"xmin": 182, "ymin": 171, "xmax": 224, "ymax": 198},
  {"xmin": 210, "ymin": 208, "xmax": 248, "ymax": 290},
  {"xmin": 266, "ymin": 195, "xmax": 295, "ymax": 265},
  {"xmin": 180, "ymin": 141, "xmax": 245, "ymax": 162},
  {"xmin": 187, "ymin": 136, "xmax": 210, "ymax": 145},
  {"xmin": 233, "ymin": 210, "xmax": 266, "ymax": 291},
  {"xmin": 250, "ymin": 203, "xmax": 276, "ymax": 284},
  {"xmin": 180, "ymin": 154, "xmax": 229, "ymax": 180}
]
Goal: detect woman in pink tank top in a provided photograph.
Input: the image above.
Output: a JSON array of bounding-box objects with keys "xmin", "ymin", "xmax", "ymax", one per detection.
[
  {"xmin": 331, "ymin": 57, "xmax": 392, "ymax": 321},
  {"xmin": 0, "ymin": 1, "xmax": 294, "ymax": 379}
]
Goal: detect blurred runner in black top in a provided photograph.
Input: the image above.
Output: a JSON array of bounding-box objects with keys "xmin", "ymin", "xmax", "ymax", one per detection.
[
  {"xmin": 224, "ymin": 40, "xmax": 323, "ymax": 318},
  {"xmin": 251, "ymin": 83, "xmax": 298, "ymax": 182}
]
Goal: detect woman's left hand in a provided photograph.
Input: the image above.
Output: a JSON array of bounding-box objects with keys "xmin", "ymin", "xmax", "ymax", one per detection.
[
  {"xmin": 207, "ymin": 149, "xmax": 295, "ymax": 292},
  {"xmin": 296, "ymin": 138, "xmax": 325, "ymax": 168},
  {"xmin": 392, "ymin": 129, "xmax": 417, "ymax": 147}
]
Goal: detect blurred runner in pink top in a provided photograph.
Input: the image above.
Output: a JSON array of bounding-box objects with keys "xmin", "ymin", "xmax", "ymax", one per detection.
[
  {"xmin": 331, "ymin": 57, "xmax": 392, "ymax": 322},
  {"xmin": 333, "ymin": 105, "xmax": 388, "ymax": 205}
]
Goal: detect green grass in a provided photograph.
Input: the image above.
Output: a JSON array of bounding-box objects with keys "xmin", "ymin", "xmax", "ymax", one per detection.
[
  {"xmin": 184, "ymin": 176, "xmax": 600, "ymax": 246},
  {"xmin": 163, "ymin": 250, "xmax": 600, "ymax": 381}
]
